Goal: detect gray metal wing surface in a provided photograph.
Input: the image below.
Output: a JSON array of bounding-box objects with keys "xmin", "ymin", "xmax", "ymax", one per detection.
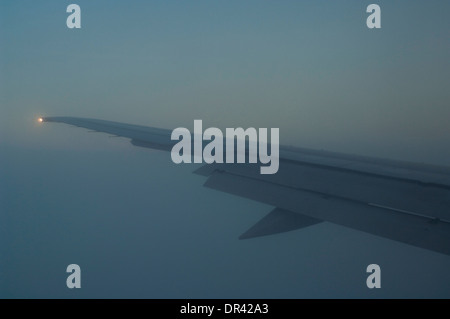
[{"xmin": 40, "ymin": 116, "xmax": 450, "ymax": 255}]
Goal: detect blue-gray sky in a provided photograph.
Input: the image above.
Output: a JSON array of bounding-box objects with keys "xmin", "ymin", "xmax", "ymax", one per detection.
[{"xmin": 1, "ymin": 1, "xmax": 450, "ymax": 298}]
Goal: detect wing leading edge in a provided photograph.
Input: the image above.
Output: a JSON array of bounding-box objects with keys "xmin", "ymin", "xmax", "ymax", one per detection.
[{"xmin": 40, "ymin": 116, "xmax": 450, "ymax": 255}]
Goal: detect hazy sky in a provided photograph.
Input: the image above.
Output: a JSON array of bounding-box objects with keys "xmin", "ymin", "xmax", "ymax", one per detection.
[
  {"xmin": 1, "ymin": 1, "xmax": 450, "ymax": 298},
  {"xmin": 2, "ymin": 0, "xmax": 450, "ymax": 163}
]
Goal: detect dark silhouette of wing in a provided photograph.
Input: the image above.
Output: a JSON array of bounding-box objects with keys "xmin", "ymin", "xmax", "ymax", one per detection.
[{"xmin": 40, "ymin": 116, "xmax": 450, "ymax": 255}]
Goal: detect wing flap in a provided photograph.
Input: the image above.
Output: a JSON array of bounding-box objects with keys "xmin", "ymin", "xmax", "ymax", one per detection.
[
  {"xmin": 239, "ymin": 208, "xmax": 322, "ymax": 239},
  {"xmin": 204, "ymin": 170, "xmax": 450, "ymax": 255},
  {"xmin": 197, "ymin": 161, "xmax": 450, "ymax": 221}
]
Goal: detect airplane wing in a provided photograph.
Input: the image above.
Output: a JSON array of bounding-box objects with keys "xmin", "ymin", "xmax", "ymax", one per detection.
[{"xmin": 39, "ymin": 116, "xmax": 450, "ymax": 256}]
